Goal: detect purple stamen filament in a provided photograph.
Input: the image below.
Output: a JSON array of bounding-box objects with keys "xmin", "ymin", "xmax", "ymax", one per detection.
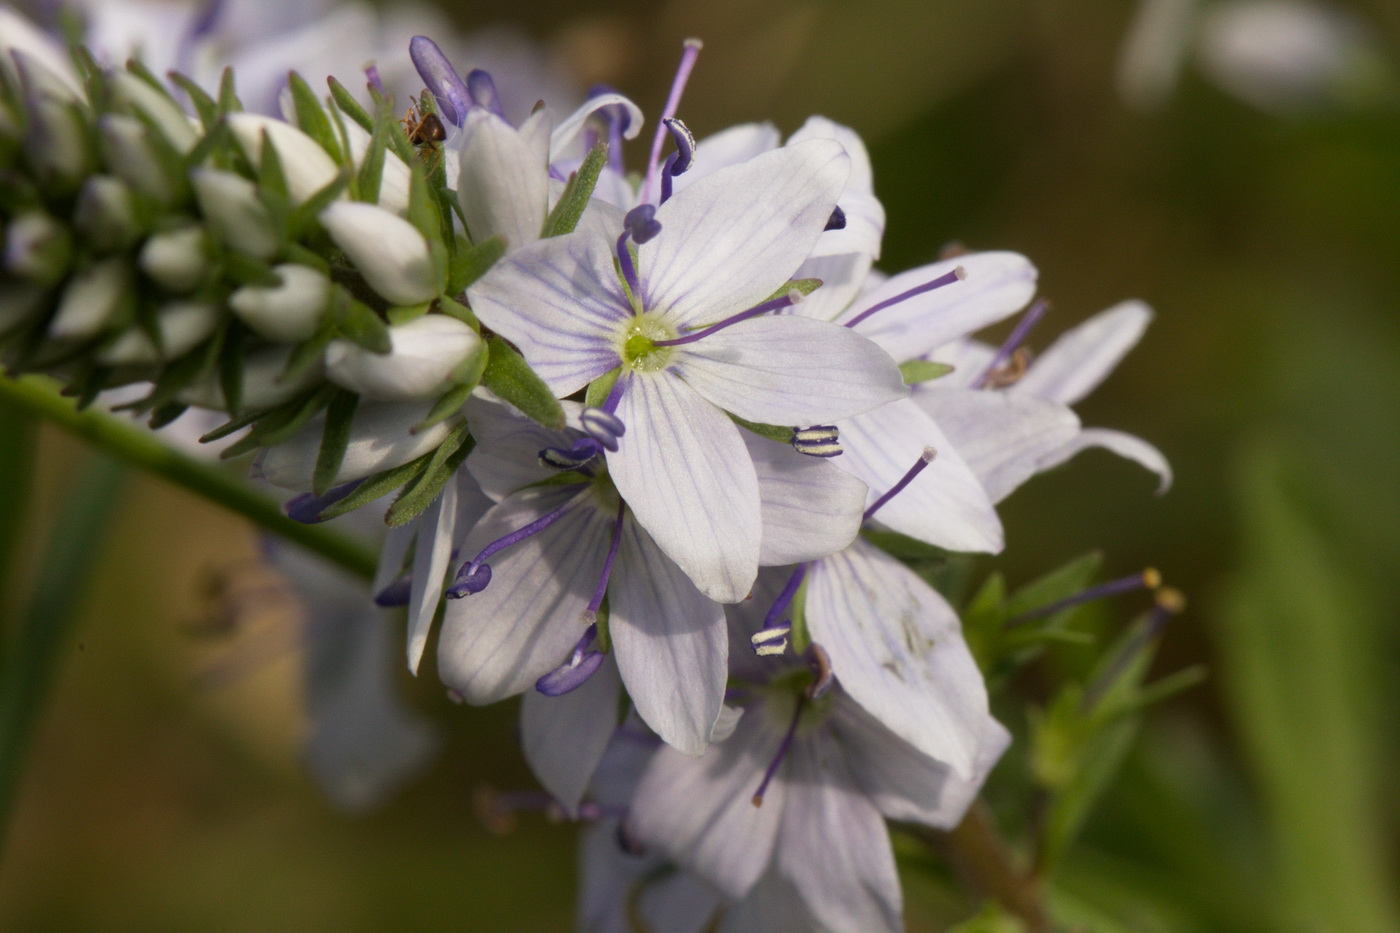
[
  {"xmin": 763, "ymin": 564, "xmax": 808, "ymax": 632},
  {"xmin": 585, "ymin": 501, "xmax": 627, "ymax": 617},
  {"xmin": 456, "ymin": 494, "xmax": 583, "ymax": 585},
  {"xmin": 753, "ymin": 694, "xmax": 806, "ymax": 807},
  {"xmin": 1008, "ymin": 568, "xmax": 1163, "ymax": 627},
  {"xmin": 616, "ymin": 231, "xmax": 643, "ymax": 299},
  {"xmin": 974, "ymin": 298, "xmax": 1049, "ymax": 389},
  {"xmin": 843, "ymin": 266, "xmax": 965, "ymax": 330},
  {"xmin": 642, "ymin": 39, "xmax": 703, "ymax": 204},
  {"xmin": 653, "ymin": 293, "xmax": 800, "ymax": 348},
  {"xmin": 863, "ymin": 448, "xmax": 937, "ymax": 521}
]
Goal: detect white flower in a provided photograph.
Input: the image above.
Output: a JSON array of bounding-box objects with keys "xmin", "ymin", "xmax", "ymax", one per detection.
[
  {"xmin": 138, "ymin": 224, "xmax": 210, "ymax": 293},
  {"xmin": 319, "ymin": 201, "xmax": 441, "ymax": 307},
  {"xmin": 228, "ymin": 263, "xmax": 330, "ymax": 343},
  {"xmin": 228, "ymin": 113, "xmax": 340, "ymax": 207},
  {"xmin": 50, "ymin": 258, "xmax": 130, "ymax": 340},
  {"xmin": 324, "ymin": 315, "xmax": 482, "ymax": 400},
  {"xmin": 191, "ymin": 168, "xmax": 279, "ymax": 259},
  {"xmin": 467, "ymin": 140, "xmax": 905, "ymax": 601}
]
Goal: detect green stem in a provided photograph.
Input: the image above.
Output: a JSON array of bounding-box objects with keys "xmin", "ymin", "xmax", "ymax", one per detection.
[
  {"xmin": 915, "ymin": 801, "xmax": 1052, "ymax": 932},
  {"xmin": 0, "ymin": 376, "xmax": 377, "ymax": 582},
  {"xmin": 0, "ymin": 402, "xmax": 37, "ymax": 634},
  {"xmin": 0, "ymin": 454, "xmax": 124, "ymax": 850}
]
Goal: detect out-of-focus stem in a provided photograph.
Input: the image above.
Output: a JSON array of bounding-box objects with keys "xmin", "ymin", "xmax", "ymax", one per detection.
[{"xmin": 921, "ymin": 800, "xmax": 1052, "ymax": 932}]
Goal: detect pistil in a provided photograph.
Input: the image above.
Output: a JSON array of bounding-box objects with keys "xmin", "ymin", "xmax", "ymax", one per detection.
[
  {"xmin": 652, "ymin": 290, "xmax": 804, "ymax": 348},
  {"xmin": 863, "ymin": 447, "xmax": 937, "ymax": 521},
  {"xmin": 974, "ymin": 298, "xmax": 1049, "ymax": 389},
  {"xmin": 843, "ymin": 266, "xmax": 965, "ymax": 329},
  {"xmin": 1008, "ymin": 568, "xmax": 1163, "ymax": 627},
  {"xmin": 641, "ymin": 39, "xmax": 703, "ymax": 204},
  {"xmin": 752, "ymin": 693, "xmax": 806, "ymax": 807},
  {"xmin": 447, "ymin": 493, "xmax": 586, "ymax": 597}
]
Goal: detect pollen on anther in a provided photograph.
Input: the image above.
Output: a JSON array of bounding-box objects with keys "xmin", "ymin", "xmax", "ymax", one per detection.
[
  {"xmin": 1143, "ymin": 567, "xmax": 1163, "ymax": 589},
  {"xmin": 920, "ymin": 446, "xmax": 937, "ymax": 462}
]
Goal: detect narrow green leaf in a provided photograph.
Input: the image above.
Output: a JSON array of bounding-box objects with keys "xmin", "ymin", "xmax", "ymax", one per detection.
[
  {"xmin": 446, "ymin": 235, "xmax": 506, "ymax": 295},
  {"xmin": 1005, "ymin": 552, "xmax": 1104, "ymax": 620},
  {"xmin": 287, "ymin": 171, "xmax": 348, "ymax": 239},
  {"xmin": 584, "ymin": 368, "xmax": 621, "ymax": 410},
  {"xmin": 147, "ymin": 402, "xmax": 187, "ymax": 430},
  {"xmin": 899, "ymin": 359, "xmax": 955, "ymax": 385},
  {"xmin": 436, "ymin": 295, "xmax": 480, "ymax": 330},
  {"xmin": 327, "ymin": 76, "xmax": 373, "ymax": 132},
  {"xmin": 414, "ymin": 380, "xmax": 478, "ymax": 435},
  {"xmin": 216, "ymin": 67, "xmax": 242, "ymax": 116},
  {"xmin": 286, "ymin": 71, "xmax": 341, "ymax": 161},
  {"xmin": 168, "ymin": 72, "xmax": 218, "ymax": 128},
  {"xmin": 542, "ymin": 141, "xmax": 607, "ymax": 237},
  {"xmin": 0, "ymin": 404, "xmax": 37, "ymax": 616},
  {"xmin": 280, "ymin": 324, "xmax": 335, "ymax": 383},
  {"xmin": 332, "ymin": 290, "xmax": 392, "ymax": 354},
  {"xmin": 182, "ymin": 118, "xmax": 231, "ymax": 170},
  {"xmin": 312, "ymin": 389, "xmax": 358, "ymax": 495},
  {"xmin": 728, "ymin": 413, "xmax": 791, "ymax": 444},
  {"xmin": 760, "ymin": 277, "xmax": 824, "ymax": 305},
  {"xmin": 317, "ymin": 454, "xmax": 431, "ymax": 521},
  {"xmin": 144, "ymin": 325, "xmax": 224, "ymax": 410},
  {"xmin": 481, "ymin": 335, "xmax": 564, "ymax": 429},
  {"xmin": 218, "ymin": 320, "xmax": 246, "ymax": 414},
  {"xmin": 385, "ymin": 420, "xmax": 474, "ymax": 526},
  {"xmin": 255, "ymin": 127, "xmax": 291, "ymax": 218}
]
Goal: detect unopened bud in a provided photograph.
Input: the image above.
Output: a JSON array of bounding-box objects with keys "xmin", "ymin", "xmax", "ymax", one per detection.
[
  {"xmin": 179, "ymin": 345, "xmax": 323, "ymax": 411},
  {"xmin": 109, "ymin": 71, "xmax": 198, "ymax": 154},
  {"xmin": 24, "ymin": 95, "xmax": 90, "ymax": 188},
  {"xmin": 139, "ymin": 225, "xmax": 211, "ymax": 293},
  {"xmin": 4, "ymin": 211, "xmax": 71, "ymax": 285},
  {"xmin": 325, "ymin": 315, "xmax": 482, "ymax": 400},
  {"xmin": 192, "ymin": 169, "xmax": 279, "ymax": 259},
  {"xmin": 229, "ymin": 263, "xmax": 329, "ymax": 343},
  {"xmin": 98, "ymin": 114, "xmax": 177, "ymax": 203},
  {"xmin": 96, "ymin": 301, "xmax": 221, "ymax": 366},
  {"xmin": 227, "ymin": 113, "xmax": 340, "ymax": 206},
  {"xmin": 319, "ymin": 201, "xmax": 440, "ymax": 306},
  {"xmin": 73, "ymin": 175, "xmax": 144, "ymax": 252},
  {"xmin": 50, "ymin": 258, "xmax": 131, "ymax": 340}
]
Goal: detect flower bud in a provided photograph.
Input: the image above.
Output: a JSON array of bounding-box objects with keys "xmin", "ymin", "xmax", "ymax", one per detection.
[
  {"xmin": 73, "ymin": 175, "xmax": 144, "ymax": 252},
  {"xmin": 4, "ymin": 210, "xmax": 71, "ymax": 285},
  {"xmin": 24, "ymin": 95, "xmax": 90, "ymax": 189},
  {"xmin": 325, "ymin": 315, "xmax": 482, "ymax": 400},
  {"xmin": 191, "ymin": 168, "xmax": 279, "ymax": 259},
  {"xmin": 456, "ymin": 108, "xmax": 550, "ymax": 249},
  {"xmin": 96, "ymin": 301, "xmax": 221, "ymax": 366},
  {"xmin": 139, "ymin": 225, "xmax": 211, "ymax": 293},
  {"xmin": 99, "ymin": 114, "xmax": 178, "ymax": 203},
  {"xmin": 178, "ymin": 345, "xmax": 323, "ymax": 412},
  {"xmin": 109, "ymin": 71, "xmax": 197, "ymax": 154},
  {"xmin": 253, "ymin": 398, "xmax": 456, "ymax": 490},
  {"xmin": 50, "ymin": 258, "xmax": 131, "ymax": 340},
  {"xmin": 227, "ymin": 113, "xmax": 340, "ymax": 206},
  {"xmin": 229, "ymin": 263, "xmax": 329, "ymax": 343},
  {"xmin": 319, "ymin": 202, "xmax": 440, "ymax": 306},
  {"xmin": 0, "ymin": 17, "xmax": 82, "ymax": 99}
]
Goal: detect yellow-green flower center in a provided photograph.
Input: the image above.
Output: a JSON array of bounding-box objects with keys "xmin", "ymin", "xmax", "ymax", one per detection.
[{"xmin": 617, "ymin": 314, "xmax": 676, "ymax": 373}]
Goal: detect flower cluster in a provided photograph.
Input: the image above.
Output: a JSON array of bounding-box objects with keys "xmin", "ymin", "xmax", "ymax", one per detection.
[{"xmin": 0, "ymin": 10, "xmax": 1171, "ymax": 931}]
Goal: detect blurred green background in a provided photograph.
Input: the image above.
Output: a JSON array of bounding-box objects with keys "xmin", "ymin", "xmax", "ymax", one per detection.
[{"xmin": 2, "ymin": 0, "xmax": 1400, "ymax": 930}]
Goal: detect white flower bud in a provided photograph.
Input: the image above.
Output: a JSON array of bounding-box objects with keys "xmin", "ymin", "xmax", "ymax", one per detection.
[
  {"xmin": 109, "ymin": 71, "xmax": 198, "ymax": 154},
  {"xmin": 73, "ymin": 176, "xmax": 143, "ymax": 252},
  {"xmin": 99, "ymin": 114, "xmax": 177, "ymax": 203},
  {"xmin": 178, "ymin": 345, "xmax": 324, "ymax": 412},
  {"xmin": 97, "ymin": 301, "xmax": 221, "ymax": 366},
  {"xmin": 319, "ymin": 202, "xmax": 440, "ymax": 306},
  {"xmin": 253, "ymin": 399, "xmax": 456, "ymax": 490},
  {"xmin": 50, "ymin": 258, "xmax": 131, "ymax": 340},
  {"xmin": 24, "ymin": 95, "xmax": 90, "ymax": 187},
  {"xmin": 338, "ymin": 115, "xmax": 412, "ymax": 216},
  {"xmin": 0, "ymin": 13, "xmax": 82, "ymax": 99},
  {"xmin": 228, "ymin": 114, "xmax": 340, "ymax": 206},
  {"xmin": 4, "ymin": 211, "xmax": 71, "ymax": 284},
  {"xmin": 457, "ymin": 108, "xmax": 551, "ymax": 249},
  {"xmin": 229, "ymin": 263, "xmax": 329, "ymax": 343},
  {"xmin": 325, "ymin": 315, "xmax": 482, "ymax": 400},
  {"xmin": 139, "ymin": 225, "xmax": 211, "ymax": 293},
  {"xmin": 191, "ymin": 169, "xmax": 279, "ymax": 259}
]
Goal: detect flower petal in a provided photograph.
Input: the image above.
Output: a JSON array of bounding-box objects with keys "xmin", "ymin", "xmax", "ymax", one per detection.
[
  {"xmin": 716, "ymin": 873, "xmax": 816, "ymax": 933},
  {"xmin": 1037, "ymin": 427, "xmax": 1173, "ymax": 493},
  {"xmin": 464, "ymin": 394, "xmax": 584, "ymax": 501},
  {"xmin": 520, "ymin": 656, "xmax": 621, "ymax": 815},
  {"xmin": 1014, "ymin": 299, "xmax": 1152, "ymax": 405},
  {"xmin": 913, "ymin": 387, "xmax": 1082, "ymax": 502},
  {"xmin": 436, "ymin": 486, "xmax": 610, "ymax": 703},
  {"xmin": 832, "ymin": 699, "xmax": 1011, "ymax": 829},
  {"xmin": 640, "ymin": 139, "xmax": 850, "ymax": 326},
  {"xmin": 628, "ymin": 708, "xmax": 786, "ymax": 900},
  {"xmin": 548, "ymin": 92, "xmax": 644, "ymax": 157},
  {"xmin": 467, "ymin": 230, "xmax": 629, "ymax": 397},
  {"xmin": 678, "ymin": 315, "xmax": 907, "ymax": 425},
  {"xmin": 835, "ymin": 398, "xmax": 1003, "ymax": 553},
  {"xmin": 608, "ymin": 373, "xmax": 761, "ymax": 603},
  {"xmin": 456, "ymin": 108, "xmax": 549, "ymax": 249},
  {"xmin": 406, "ymin": 477, "xmax": 458, "ymax": 674},
  {"xmin": 610, "ymin": 519, "xmax": 728, "ymax": 756},
  {"xmin": 806, "ymin": 538, "xmax": 988, "ymax": 778},
  {"xmin": 743, "ymin": 432, "xmax": 867, "ymax": 566},
  {"xmin": 836, "ymin": 252, "xmax": 1037, "ymax": 361},
  {"xmin": 775, "ymin": 732, "xmax": 902, "ymax": 933}
]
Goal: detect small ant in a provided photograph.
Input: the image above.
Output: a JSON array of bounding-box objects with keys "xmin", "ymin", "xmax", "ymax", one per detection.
[{"xmin": 401, "ymin": 101, "xmax": 447, "ymax": 172}]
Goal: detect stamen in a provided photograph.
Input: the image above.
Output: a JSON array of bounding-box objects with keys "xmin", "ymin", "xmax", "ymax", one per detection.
[
  {"xmin": 374, "ymin": 571, "xmax": 412, "ymax": 608},
  {"xmin": 587, "ymin": 84, "xmax": 632, "ymax": 173},
  {"xmin": 446, "ymin": 495, "xmax": 584, "ymax": 598},
  {"xmin": 843, "ymin": 266, "xmax": 965, "ymax": 330},
  {"xmin": 805, "ymin": 643, "xmax": 834, "ymax": 699},
  {"xmin": 652, "ymin": 292, "xmax": 801, "ymax": 348},
  {"xmin": 752, "ymin": 694, "xmax": 805, "ymax": 807},
  {"xmin": 580, "ymin": 407, "xmax": 626, "ymax": 451},
  {"xmin": 824, "ymin": 206, "xmax": 847, "ymax": 231},
  {"xmin": 658, "ymin": 117, "xmax": 695, "ymax": 204},
  {"xmin": 792, "ymin": 425, "xmax": 841, "ymax": 458},
  {"xmin": 863, "ymin": 447, "xmax": 937, "ymax": 521},
  {"xmin": 583, "ymin": 501, "xmax": 627, "ymax": 618},
  {"xmin": 641, "ymin": 38, "xmax": 703, "ymax": 204},
  {"xmin": 410, "ymin": 36, "xmax": 469, "ymax": 126},
  {"xmin": 536, "ymin": 624, "xmax": 604, "ymax": 696},
  {"xmin": 466, "ymin": 69, "xmax": 506, "ymax": 118},
  {"xmin": 616, "ymin": 205, "xmax": 661, "ymax": 300},
  {"xmin": 538, "ymin": 438, "xmax": 603, "ymax": 471},
  {"xmin": 973, "ymin": 298, "xmax": 1049, "ymax": 389},
  {"xmin": 283, "ymin": 479, "xmax": 364, "ymax": 524},
  {"xmin": 751, "ymin": 623, "xmax": 790, "ymax": 657},
  {"xmin": 751, "ymin": 563, "xmax": 808, "ymax": 658},
  {"xmin": 1083, "ymin": 587, "xmax": 1186, "ymax": 710},
  {"xmin": 1007, "ymin": 568, "xmax": 1162, "ymax": 627}
]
